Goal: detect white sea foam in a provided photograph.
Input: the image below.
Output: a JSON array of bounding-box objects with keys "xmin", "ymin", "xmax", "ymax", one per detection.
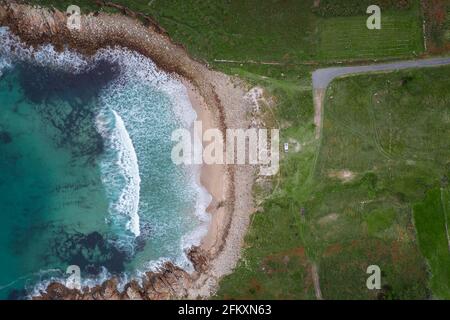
[
  {"xmin": 0, "ymin": 27, "xmax": 213, "ymax": 290},
  {"xmin": 112, "ymin": 111, "xmax": 141, "ymax": 237},
  {"xmin": 97, "ymin": 109, "xmax": 141, "ymax": 239},
  {"xmin": 0, "ymin": 27, "xmax": 89, "ymax": 73},
  {"xmin": 94, "ymin": 48, "xmax": 213, "ymax": 267},
  {"xmin": 28, "ymin": 267, "xmax": 118, "ymax": 299},
  {"xmin": 0, "ymin": 56, "xmax": 11, "ymax": 78},
  {"xmin": 178, "ymin": 123, "xmax": 212, "ymax": 269}
]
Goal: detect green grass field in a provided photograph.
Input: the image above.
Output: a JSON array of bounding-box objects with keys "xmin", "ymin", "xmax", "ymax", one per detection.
[
  {"xmin": 318, "ymin": 11, "xmax": 423, "ymax": 60},
  {"xmin": 29, "ymin": 0, "xmax": 424, "ymax": 64},
  {"xmin": 218, "ymin": 66, "xmax": 450, "ymax": 299},
  {"xmin": 22, "ymin": 0, "xmax": 450, "ymax": 300},
  {"xmin": 446, "ymin": 5, "xmax": 450, "ymax": 42},
  {"xmin": 414, "ymin": 187, "xmax": 450, "ymax": 299},
  {"xmin": 312, "ymin": 67, "xmax": 450, "ymax": 299}
]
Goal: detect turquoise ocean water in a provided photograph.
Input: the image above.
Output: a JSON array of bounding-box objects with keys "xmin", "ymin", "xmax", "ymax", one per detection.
[{"xmin": 0, "ymin": 28, "xmax": 210, "ymax": 299}]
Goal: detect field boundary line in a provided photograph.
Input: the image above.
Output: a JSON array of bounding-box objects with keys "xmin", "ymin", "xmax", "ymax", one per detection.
[{"xmin": 441, "ymin": 188, "xmax": 450, "ymax": 253}]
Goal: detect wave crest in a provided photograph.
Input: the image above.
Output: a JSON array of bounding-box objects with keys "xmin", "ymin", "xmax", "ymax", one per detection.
[
  {"xmin": 96, "ymin": 109, "xmax": 141, "ymax": 242},
  {"xmin": 0, "ymin": 26, "xmax": 212, "ymax": 281}
]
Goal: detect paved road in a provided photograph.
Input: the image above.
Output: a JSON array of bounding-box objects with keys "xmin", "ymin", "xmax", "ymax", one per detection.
[
  {"xmin": 312, "ymin": 57, "xmax": 450, "ymax": 90},
  {"xmin": 312, "ymin": 57, "xmax": 450, "ymax": 139},
  {"xmin": 308, "ymin": 57, "xmax": 450, "ymax": 298}
]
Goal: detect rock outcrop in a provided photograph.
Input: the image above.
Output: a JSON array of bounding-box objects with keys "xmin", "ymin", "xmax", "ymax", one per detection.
[
  {"xmin": 35, "ymin": 258, "xmax": 206, "ymax": 300},
  {"xmin": 0, "ymin": 5, "xmax": 6, "ymax": 23},
  {"xmin": 187, "ymin": 247, "xmax": 210, "ymax": 273},
  {"xmin": 0, "ymin": 0, "xmax": 254, "ymax": 301},
  {"xmin": 0, "ymin": 1, "xmax": 222, "ymax": 301}
]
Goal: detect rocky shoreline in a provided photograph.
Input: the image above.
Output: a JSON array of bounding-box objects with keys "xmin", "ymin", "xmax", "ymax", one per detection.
[
  {"xmin": 0, "ymin": 1, "xmax": 255, "ymax": 300},
  {"xmin": 36, "ymin": 248, "xmax": 209, "ymax": 300}
]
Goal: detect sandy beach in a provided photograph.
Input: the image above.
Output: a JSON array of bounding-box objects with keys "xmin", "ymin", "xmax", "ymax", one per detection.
[
  {"xmin": 182, "ymin": 79, "xmax": 229, "ymax": 254},
  {"xmin": 0, "ymin": 1, "xmax": 256, "ymax": 299}
]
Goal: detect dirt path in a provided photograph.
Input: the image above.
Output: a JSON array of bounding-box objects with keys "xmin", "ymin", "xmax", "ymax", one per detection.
[
  {"xmin": 308, "ymin": 58, "xmax": 450, "ymax": 301},
  {"xmin": 311, "ymin": 263, "xmax": 323, "ymax": 300},
  {"xmin": 313, "ymin": 89, "xmax": 325, "ymax": 139}
]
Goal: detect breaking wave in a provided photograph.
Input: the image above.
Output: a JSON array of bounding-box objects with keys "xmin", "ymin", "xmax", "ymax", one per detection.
[
  {"xmin": 96, "ymin": 109, "xmax": 141, "ymax": 242},
  {"xmin": 0, "ymin": 26, "xmax": 212, "ymax": 294}
]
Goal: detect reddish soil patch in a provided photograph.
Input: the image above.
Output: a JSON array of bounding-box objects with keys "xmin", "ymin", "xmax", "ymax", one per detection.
[
  {"xmin": 323, "ymin": 243, "xmax": 343, "ymax": 257},
  {"xmin": 422, "ymin": 0, "xmax": 450, "ymax": 53},
  {"xmin": 249, "ymin": 278, "xmax": 263, "ymax": 294},
  {"xmin": 261, "ymin": 247, "xmax": 307, "ymax": 274}
]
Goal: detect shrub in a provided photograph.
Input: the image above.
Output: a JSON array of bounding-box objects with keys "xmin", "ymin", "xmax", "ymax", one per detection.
[{"xmin": 422, "ymin": 0, "xmax": 449, "ymax": 50}]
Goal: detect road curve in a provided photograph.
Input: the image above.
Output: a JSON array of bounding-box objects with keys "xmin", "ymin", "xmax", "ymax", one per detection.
[
  {"xmin": 313, "ymin": 57, "xmax": 450, "ymax": 90},
  {"xmin": 312, "ymin": 57, "xmax": 450, "ymax": 138}
]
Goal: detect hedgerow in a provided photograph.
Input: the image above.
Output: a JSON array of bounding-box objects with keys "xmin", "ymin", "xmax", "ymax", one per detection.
[{"xmin": 312, "ymin": 0, "xmax": 412, "ymax": 17}]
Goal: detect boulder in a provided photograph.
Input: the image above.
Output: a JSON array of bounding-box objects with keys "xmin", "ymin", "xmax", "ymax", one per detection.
[
  {"xmin": 35, "ymin": 282, "xmax": 82, "ymax": 300},
  {"xmin": 0, "ymin": 5, "xmax": 7, "ymax": 24},
  {"xmin": 187, "ymin": 246, "xmax": 209, "ymax": 273},
  {"xmin": 122, "ymin": 280, "xmax": 144, "ymax": 300}
]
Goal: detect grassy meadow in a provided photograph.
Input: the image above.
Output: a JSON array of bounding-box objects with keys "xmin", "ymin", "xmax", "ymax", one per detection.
[
  {"xmin": 414, "ymin": 187, "xmax": 450, "ymax": 299},
  {"xmin": 318, "ymin": 11, "xmax": 423, "ymax": 60},
  {"xmin": 29, "ymin": 0, "xmax": 424, "ymax": 64},
  {"xmin": 218, "ymin": 65, "xmax": 450, "ymax": 300},
  {"xmin": 423, "ymin": 0, "xmax": 450, "ymax": 52},
  {"xmin": 313, "ymin": 66, "xmax": 450, "ymax": 299},
  {"xmin": 21, "ymin": 0, "xmax": 450, "ymax": 299}
]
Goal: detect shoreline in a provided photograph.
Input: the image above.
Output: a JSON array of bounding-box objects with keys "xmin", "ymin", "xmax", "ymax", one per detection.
[
  {"xmin": 181, "ymin": 78, "xmax": 229, "ymax": 256},
  {"xmin": 0, "ymin": 2, "xmax": 256, "ymax": 299}
]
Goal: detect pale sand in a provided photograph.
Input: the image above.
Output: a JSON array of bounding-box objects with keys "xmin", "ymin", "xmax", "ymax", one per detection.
[
  {"xmin": 0, "ymin": 3, "xmax": 257, "ymax": 299},
  {"xmin": 181, "ymin": 78, "xmax": 229, "ymax": 255},
  {"xmin": 181, "ymin": 74, "xmax": 257, "ymax": 298}
]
